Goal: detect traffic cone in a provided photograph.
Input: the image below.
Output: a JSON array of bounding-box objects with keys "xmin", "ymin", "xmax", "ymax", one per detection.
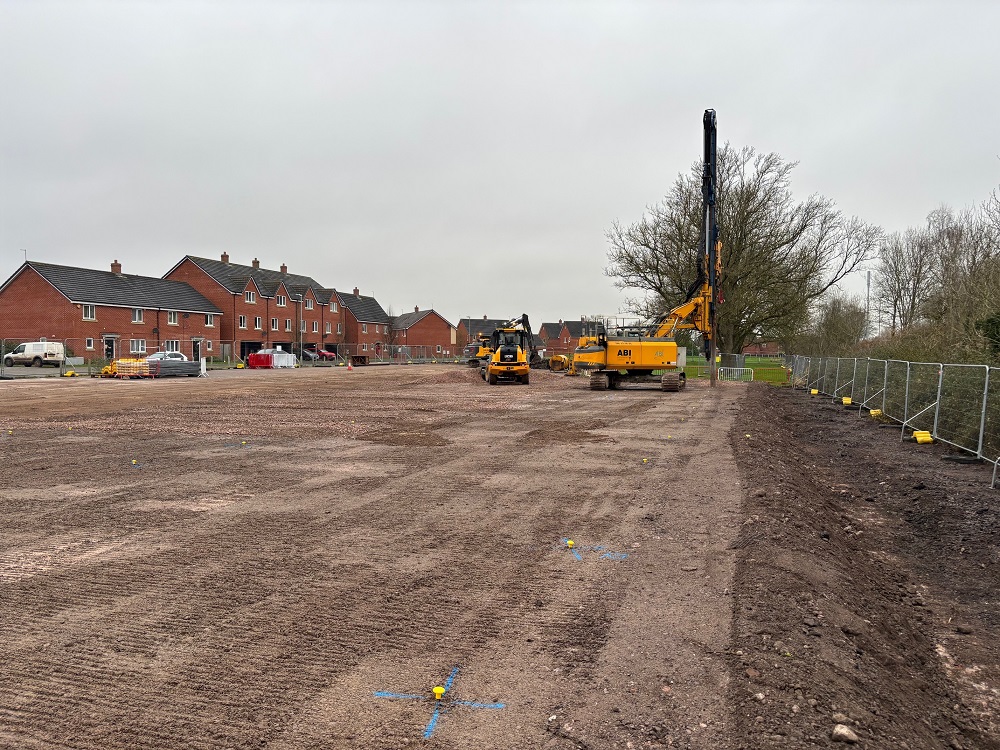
[{"xmin": 347, "ymin": 361, "xmax": 353, "ymax": 371}]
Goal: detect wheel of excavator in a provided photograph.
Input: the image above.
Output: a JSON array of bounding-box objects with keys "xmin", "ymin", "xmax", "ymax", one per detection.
[
  {"xmin": 590, "ymin": 372, "xmax": 609, "ymax": 390},
  {"xmin": 660, "ymin": 372, "xmax": 681, "ymax": 392},
  {"xmin": 522, "ymin": 373, "xmax": 529, "ymax": 385},
  {"xmin": 488, "ymin": 372, "xmax": 499, "ymax": 385}
]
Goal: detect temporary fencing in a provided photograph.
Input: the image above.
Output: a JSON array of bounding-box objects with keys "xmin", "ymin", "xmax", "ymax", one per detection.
[{"xmin": 789, "ymin": 354, "xmax": 1000, "ymax": 486}]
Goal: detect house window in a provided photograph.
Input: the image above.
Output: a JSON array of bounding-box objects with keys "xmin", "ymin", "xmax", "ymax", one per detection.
[
  {"xmin": 276, "ymin": 295, "xmax": 287, "ymax": 307},
  {"xmin": 85, "ymin": 338, "xmax": 94, "ymax": 350},
  {"xmin": 130, "ymin": 339, "xmax": 146, "ymax": 354},
  {"xmin": 362, "ymin": 343, "xmax": 368, "ymax": 352},
  {"xmin": 167, "ymin": 311, "xmax": 178, "ymax": 325},
  {"xmin": 205, "ymin": 314, "xmax": 215, "ymax": 327},
  {"xmin": 330, "ymin": 302, "xmax": 338, "ymax": 313},
  {"xmin": 254, "ymin": 316, "xmax": 262, "ymax": 330},
  {"xmin": 206, "ymin": 340, "xmax": 213, "ymax": 351},
  {"xmin": 239, "ymin": 315, "xmax": 247, "ymax": 329},
  {"xmin": 245, "ymin": 290, "xmax": 256, "ymax": 303},
  {"xmin": 312, "ymin": 321, "xmax": 318, "ymax": 333},
  {"xmin": 132, "ymin": 308, "xmax": 143, "ymax": 323},
  {"xmin": 436, "ymin": 345, "xmax": 442, "ymax": 354},
  {"xmin": 164, "ymin": 340, "xmax": 180, "ymax": 352},
  {"xmin": 285, "ymin": 319, "xmax": 292, "ymax": 332},
  {"xmin": 362, "ymin": 323, "xmax": 368, "ymax": 334},
  {"xmin": 271, "ymin": 318, "xmax": 279, "ymax": 331},
  {"xmin": 337, "ymin": 323, "xmax": 342, "ymax": 334},
  {"xmin": 82, "ymin": 304, "xmax": 96, "ymax": 320},
  {"xmin": 300, "ymin": 320, "xmax": 306, "ymax": 332},
  {"xmin": 305, "ymin": 299, "xmax": 314, "ymax": 310},
  {"xmin": 325, "ymin": 322, "xmax": 332, "ymax": 334},
  {"xmin": 375, "ymin": 324, "xmax": 380, "ymax": 333}
]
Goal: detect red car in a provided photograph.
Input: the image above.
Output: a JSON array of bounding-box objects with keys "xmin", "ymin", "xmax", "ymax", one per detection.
[{"xmin": 316, "ymin": 349, "xmax": 338, "ymax": 361}]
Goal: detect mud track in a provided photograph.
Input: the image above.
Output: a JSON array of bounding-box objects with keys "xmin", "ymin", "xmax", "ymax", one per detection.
[{"xmin": 1, "ymin": 370, "xmax": 996, "ymax": 749}]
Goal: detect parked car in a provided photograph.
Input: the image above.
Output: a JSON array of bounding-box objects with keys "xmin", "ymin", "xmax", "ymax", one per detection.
[
  {"xmin": 3, "ymin": 341, "xmax": 65, "ymax": 367},
  {"xmin": 146, "ymin": 351, "xmax": 189, "ymax": 362},
  {"xmin": 316, "ymin": 349, "xmax": 338, "ymax": 361},
  {"xmin": 299, "ymin": 349, "xmax": 319, "ymax": 361}
]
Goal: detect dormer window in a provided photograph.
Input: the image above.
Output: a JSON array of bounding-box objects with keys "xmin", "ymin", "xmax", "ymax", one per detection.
[
  {"xmin": 245, "ymin": 290, "xmax": 256, "ymax": 303},
  {"xmin": 305, "ymin": 298, "xmax": 314, "ymax": 310},
  {"xmin": 276, "ymin": 295, "xmax": 287, "ymax": 307}
]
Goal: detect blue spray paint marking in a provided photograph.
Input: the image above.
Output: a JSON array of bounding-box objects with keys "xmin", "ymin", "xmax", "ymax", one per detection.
[
  {"xmin": 224, "ymin": 440, "xmax": 252, "ymax": 449},
  {"xmin": 559, "ymin": 539, "xmax": 628, "ymax": 562},
  {"xmin": 423, "ymin": 707, "xmax": 443, "ymax": 739},
  {"xmin": 375, "ymin": 664, "xmax": 504, "ymax": 740},
  {"xmin": 600, "ymin": 552, "xmax": 629, "ymax": 561}
]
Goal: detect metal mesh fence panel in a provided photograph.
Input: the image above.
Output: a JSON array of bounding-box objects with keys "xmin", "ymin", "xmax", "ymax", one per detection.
[
  {"xmin": 902, "ymin": 363, "xmax": 942, "ymax": 433},
  {"xmin": 883, "ymin": 361, "xmax": 910, "ymax": 423},
  {"xmin": 935, "ymin": 365, "xmax": 989, "ymax": 455},
  {"xmin": 981, "ymin": 368, "xmax": 1000, "ymax": 464}
]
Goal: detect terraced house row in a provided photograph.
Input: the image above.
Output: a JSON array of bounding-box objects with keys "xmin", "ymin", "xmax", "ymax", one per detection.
[{"xmin": 0, "ymin": 254, "xmax": 457, "ymax": 361}]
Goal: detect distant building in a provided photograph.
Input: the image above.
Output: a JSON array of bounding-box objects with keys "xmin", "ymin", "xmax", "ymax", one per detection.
[
  {"xmin": 0, "ymin": 260, "xmax": 221, "ymax": 360},
  {"xmin": 392, "ymin": 307, "xmax": 456, "ymax": 358}
]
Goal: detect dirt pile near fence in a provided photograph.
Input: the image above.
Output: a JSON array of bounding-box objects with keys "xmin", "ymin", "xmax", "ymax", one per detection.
[{"xmin": 728, "ymin": 383, "xmax": 999, "ymax": 749}]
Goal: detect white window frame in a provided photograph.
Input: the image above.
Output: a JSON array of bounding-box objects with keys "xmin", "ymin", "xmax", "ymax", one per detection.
[
  {"xmin": 337, "ymin": 322, "xmax": 342, "ymax": 334},
  {"xmin": 436, "ymin": 345, "xmax": 442, "ymax": 354},
  {"xmin": 300, "ymin": 320, "xmax": 306, "ymax": 332},
  {"xmin": 85, "ymin": 337, "xmax": 94, "ymax": 350},
  {"xmin": 285, "ymin": 319, "xmax": 292, "ymax": 332},
  {"xmin": 305, "ymin": 298, "xmax": 314, "ymax": 310},
  {"xmin": 167, "ymin": 311, "xmax": 179, "ymax": 325},
  {"xmin": 312, "ymin": 321, "xmax": 319, "ymax": 333},
  {"xmin": 132, "ymin": 308, "xmax": 143, "ymax": 323},
  {"xmin": 276, "ymin": 295, "xmax": 287, "ymax": 307},
  {"xmin": 205, "ymin": 314, "xmax": 215, "ymax": 327},
  {"xmin": 362, "ymin": 343, "xmax": 368, "ymax": 352},
  {"xmin": 271, "ymin": 318, "xmax": 279, "ymax": 331},
  {"xmin": 330, "ymin": 302, "xmax": 338, "ymax": 313},
  {"xmin": 164, "ymin": 340, "xmax": 180, "ymax": 352},
  {"xmin": 375, "ymin": 324, "xmax": 380, "ymax": 333},
  {"xmin": 245, "ymin": 290, "xmax": 256, "ymax": 303},
  {"xmin": 82, "ymin": 304, "xmax": 96, "ymax": 320},
  {"xmin": 206, "ymin": 340, "xmax": 213, "ymax": 351},
  {"xmin": 325, "ymin": 322, "xmax": 332, "ymax": 334},
  {"xmin": 254, "ymin": 316, "xmax": 262, "ymax": 331},
  {"xmin": 239, "ymin": 315, "xmax": 247, "ymax": 329},
  {"xmin": 362, "ymin": 323, "xmax": 368, "ymax": 334},
  {"xmin": 130, "ymin": 339, "xmax": 147, "ymax": 354}
]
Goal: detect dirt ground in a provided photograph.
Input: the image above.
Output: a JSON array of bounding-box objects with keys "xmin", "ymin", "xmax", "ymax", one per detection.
[{"xmin": 0, "ymin": 367, "xmax": 996, "ymax": 749}]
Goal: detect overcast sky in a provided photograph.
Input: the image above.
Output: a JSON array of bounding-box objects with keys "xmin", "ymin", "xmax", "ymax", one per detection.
[{"xmin": 2, "ymin": 0, "xmax": 998, "ymax": 327}]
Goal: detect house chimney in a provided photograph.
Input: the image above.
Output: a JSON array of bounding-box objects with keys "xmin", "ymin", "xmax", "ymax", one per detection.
[
  {"xmin": 252, "ymin": 258, "xmax": 260, "ymax": 269},
  {"xmin": 111, "ymin": 260, "xmax": 122, "ymax": 274},
  {"xmin": 353, "ymin": 287, "xmax": 360, "ymax": 296},
  {"xmin": 558, "ymin": 319, "xmax": 562, "ymax": 324},
  {"xmin": 280, "ymin": 263, "xmax": 287, "ymax": 274},
  {"xmin": 414, "ymin": 305, "xmax": 419, "ymax": 313},
  {"xmin": 221, "ymin": 252, "xmax": 230, "ymax": 264},
  {"xmin": 483, "ymin": 315, "xmax": 488, "ymax": 320}
]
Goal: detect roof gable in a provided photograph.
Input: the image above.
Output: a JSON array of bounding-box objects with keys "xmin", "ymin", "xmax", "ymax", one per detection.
[
  {"xmin": 393, "ymin": 309, "xmax": 455, "ymax": 330},
  {"xmin": 336, "ymin": 290, "xmax": 389, "ymax": 323},
  {"xmin": 182, "ymin": 256, "xmax": 327, "ymax": 299}
]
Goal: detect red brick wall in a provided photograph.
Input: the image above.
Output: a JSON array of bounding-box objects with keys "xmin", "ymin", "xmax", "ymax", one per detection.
[
  {"xmin": 398, "ymin": 313, "xmax": 454, "ymax": 356},
  {"xmin": 0, "ymin": 266, "xmax": 217, "ymax": 359}
]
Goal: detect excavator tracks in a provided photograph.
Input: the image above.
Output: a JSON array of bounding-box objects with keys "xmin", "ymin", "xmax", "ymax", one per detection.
[
  {"xmin": 589, "ymin": 372, "xmax": 609, "ymax": 390},
  {"xmin": 660, "ymin": 372, "xmax": 683, "ymax": 392}
]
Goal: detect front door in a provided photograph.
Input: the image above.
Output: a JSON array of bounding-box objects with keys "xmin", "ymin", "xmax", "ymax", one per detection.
[
  {"xmin": 192, "ymin": 340, "xmax": 201, "ymax": 361},
  {"xmin": 103, "ymin": 338, "xmax": 116, "ymax": 360}
]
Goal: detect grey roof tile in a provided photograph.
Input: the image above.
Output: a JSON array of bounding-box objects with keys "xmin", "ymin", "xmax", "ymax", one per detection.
[
  {"xmin": 23, "ymin": 262, "xmax": 222, "ymax": 313},
  {"xmin": 336, "ymin": 290, "xmax": 389, "ymax": 324}
]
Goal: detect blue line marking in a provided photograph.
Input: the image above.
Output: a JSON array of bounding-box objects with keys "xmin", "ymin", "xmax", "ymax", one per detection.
[
  {"xmin": 374, "ymin": 691, "xmax": 426, "ymax": 700},
  {"xmin": 600, "ymin": 552, "xmax": 629, "ymax": 560},
  {"xmin": 452, "ymin": 700, "xmax": 505, "ymax": 709},
  {"xmin": 571, "ymin": 548, "xmax": 582, "ymax": 561},
  {"xmin": 423, "ymin": 707, "xmax": 443, "ymax": 739},
  {"xmin": 443, "ymin": 665, "xmax": 460, "ymax": 692}
]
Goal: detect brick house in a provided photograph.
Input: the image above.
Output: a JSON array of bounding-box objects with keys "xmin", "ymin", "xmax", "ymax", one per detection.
[
  {"xmin": 555, "ymin": 320, "xmax": 584, "ymax": 354},
  {"xmin": 742, "ymin": 341, "xmax": 783, "ymax": 356},
  {"xmin": 456, "ymin": 317, "xmax": 509, "ymax": 346},
  {"xmin": 336, "ymin": 288, "xmax": 389, "ymax": 361},
  {"xmin": 164, "ymin": 254, "xmax": 340, "ymax": 360},
  {"xmin": 537, "ymin": 322, "xmax": 563, "ymax": 353},
  {"xmin": 392, "ymin": 307, "xmax": 456, "ymax": 358},
  {"xmin": 0, "ymin": 260, "xmax": 221, "ymax": 360}
]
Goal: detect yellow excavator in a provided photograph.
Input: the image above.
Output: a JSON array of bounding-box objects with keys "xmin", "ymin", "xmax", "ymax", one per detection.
[
  {"xmin": 573, "ymin": 109, "xmax": 722, "ymax": 392},
  {"xmin": 464, "ymin": 334, "xmax": 493, "ymax": 368},
  {"xmin": 482, "ymin": 314, "xmax": 540, "ymax": 385}
]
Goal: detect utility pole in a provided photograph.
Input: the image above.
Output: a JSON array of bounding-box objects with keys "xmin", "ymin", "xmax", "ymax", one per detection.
[{"xmin": 703, "ymin": 109, "xmax": 720, "ymax": 388}]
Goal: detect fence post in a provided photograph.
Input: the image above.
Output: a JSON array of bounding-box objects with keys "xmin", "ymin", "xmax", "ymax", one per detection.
[
  {"xmin": 932, "ymin": 364, "xmax": 944, "ymax": 438},
  {"xmin": 882, "ymin": 360, "xmax": 889, "ymax": 415},
  {"xmin": 901, "ymin": 361, "xmax": 912, "ymax": 440},
  {"xmin": 977, "ymin": 366, "xmax": 991, "ymax": 458}
]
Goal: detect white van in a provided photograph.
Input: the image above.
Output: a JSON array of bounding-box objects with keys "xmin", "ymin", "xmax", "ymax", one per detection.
[{"xmin": 3, "ymin": 341, "xmax": 66, "ymax": 368}]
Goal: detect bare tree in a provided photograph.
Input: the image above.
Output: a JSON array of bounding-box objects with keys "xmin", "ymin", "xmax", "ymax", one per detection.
[
  {"xmin": 873, "ymin": 228, "xmax": 935, "ymax": 334},
  {"xmin": 606, "ymin": 144, "xmax": 880, "ymax": 353}
]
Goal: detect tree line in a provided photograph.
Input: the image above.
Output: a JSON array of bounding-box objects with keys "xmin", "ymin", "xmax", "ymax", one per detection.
[{"xmin": 605, "ymin": 143, "xmax": 1000, "ymax": 364}]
